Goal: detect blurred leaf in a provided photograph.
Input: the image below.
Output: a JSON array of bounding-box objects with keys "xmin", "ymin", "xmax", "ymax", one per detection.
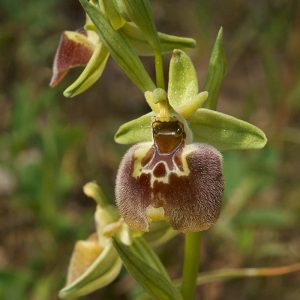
[
  {"xmin": 113, "ymin": 238, "xmax": 182, "ymax": 300},
  {"xmin": 189, "ymin": 109, "xmax": 267, "ymax": 150},
  {"xmin": 203, "ymin": 27, "xmax": 227, "ymax": 110},
  {"xmin": 168, "ymin": 49, "xmax": 198, "ymax": 109},
  {"xmin": 0, "ymin": 270, "xmax": 33, "ymax": 300},
  {"xmin": 114, "ymin": 112, "xmax": 153, "ymax": 144},
  {"xmin": 79, "ymin": 0, "xmax": 155, "ymax": 92},
  {"xmin": 235, "ymin": 209, "xmax": 295, "ymax": 228}
]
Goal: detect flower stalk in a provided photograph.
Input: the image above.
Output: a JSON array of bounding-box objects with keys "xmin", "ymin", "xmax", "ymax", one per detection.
[{"xmin": 181, "ymin": 232, "xmax": 201, "ymax": 300}]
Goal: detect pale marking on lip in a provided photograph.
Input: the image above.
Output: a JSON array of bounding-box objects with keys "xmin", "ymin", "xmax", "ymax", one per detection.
[{"xmin": 132, "ymin": 143, "xmax": 198, "ymax": 189}]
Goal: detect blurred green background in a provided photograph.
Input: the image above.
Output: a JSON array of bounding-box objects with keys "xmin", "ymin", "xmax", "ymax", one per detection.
[{"xmin": 1, "ymin": 0, "xmax": 300, "ymax": 299}]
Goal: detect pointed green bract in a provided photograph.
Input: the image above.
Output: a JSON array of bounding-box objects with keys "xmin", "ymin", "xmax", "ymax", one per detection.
[
  {"xmin": 79, "ymin": 0, "xmax": 155, "ymax": 92},
  {"xmin": 120, "ymin": 0, "xmax": 160, "ymax": 50},
  {"xmin": 121, "ymin": 23, "xmax": 196, "ymax": 56},
  {"xmin": 168, "ymin": 49, "xmax": 198, "ymax": 109},
  {"xmin": 131, "ymin": 237, "xmax": 170, "ymax": 278},
  {"xmin": 203, "ymin": 27, "xmax": 227, "ymax": 110},
  {"xmin": 114, "ymin": 112, "xmax": 153, "ymax": 144},
  {"xmin": 113, "ymin": 238, "xmax": 183, "ymax": 300},
  {"xmin": 63, "ymin": 44, "xmax": 109, "ymax": 98},
  {"xmin": 189, "ymin": 109, "xmax": 267, "ymax": 150}
]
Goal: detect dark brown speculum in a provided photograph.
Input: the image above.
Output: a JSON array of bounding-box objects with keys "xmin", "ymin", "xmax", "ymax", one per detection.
[
  {"xmin": 141, "ymin": 121, "xmax": 185, "ymax": 179},
  {"xmin": 116, "ymin": 118, "xmax": 224, "ymax": 232}
]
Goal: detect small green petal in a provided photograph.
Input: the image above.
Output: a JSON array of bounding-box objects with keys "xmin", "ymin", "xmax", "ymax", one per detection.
[
  {"xmin": 189, "ymin": 109, "xmax": 267, "ymax": 150},
  {"xmin": 79, "ymin": 0, "xmax": 155, "ymax": 92},
  {"xmin": 176, "ymin": 91, "xmax": 208, "ymax": 118},
  {"xmin": 203, "ymin": 27, "xmax": 227, "ymax": 110},
  {"xmin": 63, "ymin": 44, "xmax": 109, "ymax": 98},
  {"xmin": 114, "ymin": 112, "xmax": 154, "ymax": 144},
  {"xmin": 121, "ymin": 23, "xmax": 196, "ymax": 56},
  {"xmin": 144, "ymin": 91, "xmax": 160, "ymax": 112},
  {"xmin": 168, "ymin": 49, "xmax": 198, "ymax": 109}
]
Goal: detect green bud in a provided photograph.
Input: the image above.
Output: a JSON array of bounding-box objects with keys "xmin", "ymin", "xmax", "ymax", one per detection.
[{"xmin": 118, "ymin": 0, "xmax": 160, "ymax": 50}]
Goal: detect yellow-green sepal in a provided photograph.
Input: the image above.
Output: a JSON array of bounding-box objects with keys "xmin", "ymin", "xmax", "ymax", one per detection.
[
  {"xmin": 79, "ymin": 0, "xmax": 155, "ymax": 92},
  {"xmin": 59, "ymin": 240, "xmax": 122, "ymax": 299},
  {"xmin": 168, "ymin": 49, "xmax": 199, "ymax": 110},
  {"xmin": 189, "ymin": 109, "xmax": 267, "ymax": 150},
  {"xmin": 203, "ymin": 27, "xmax": 227, "ymax": 110},
  {"xmin": 63, "ymin": 44, "xmax": 109, "ymax": 97},
  {"xmin": 114, "ymin": 112, "xmax": 153, "ymax": 144}
]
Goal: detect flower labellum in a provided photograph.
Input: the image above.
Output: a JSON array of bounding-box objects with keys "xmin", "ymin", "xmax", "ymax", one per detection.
[{"xmin": 116, "ymin": 115, "xmax": 224, "ymax": 233}]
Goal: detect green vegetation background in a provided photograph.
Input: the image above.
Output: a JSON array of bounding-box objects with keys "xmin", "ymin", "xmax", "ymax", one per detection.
[{"xmin": 0, "ymin": 0, "xmax": 300, "ymax": 299}]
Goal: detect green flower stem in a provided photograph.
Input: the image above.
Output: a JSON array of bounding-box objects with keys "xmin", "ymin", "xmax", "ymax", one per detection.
[
  {"xmin": 154, "ymin": 51, "xmax": 165, "ymax": 89},
  {"xmin": 181, "ymin": 232, "xmax": 201, "ymax": 300}
]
